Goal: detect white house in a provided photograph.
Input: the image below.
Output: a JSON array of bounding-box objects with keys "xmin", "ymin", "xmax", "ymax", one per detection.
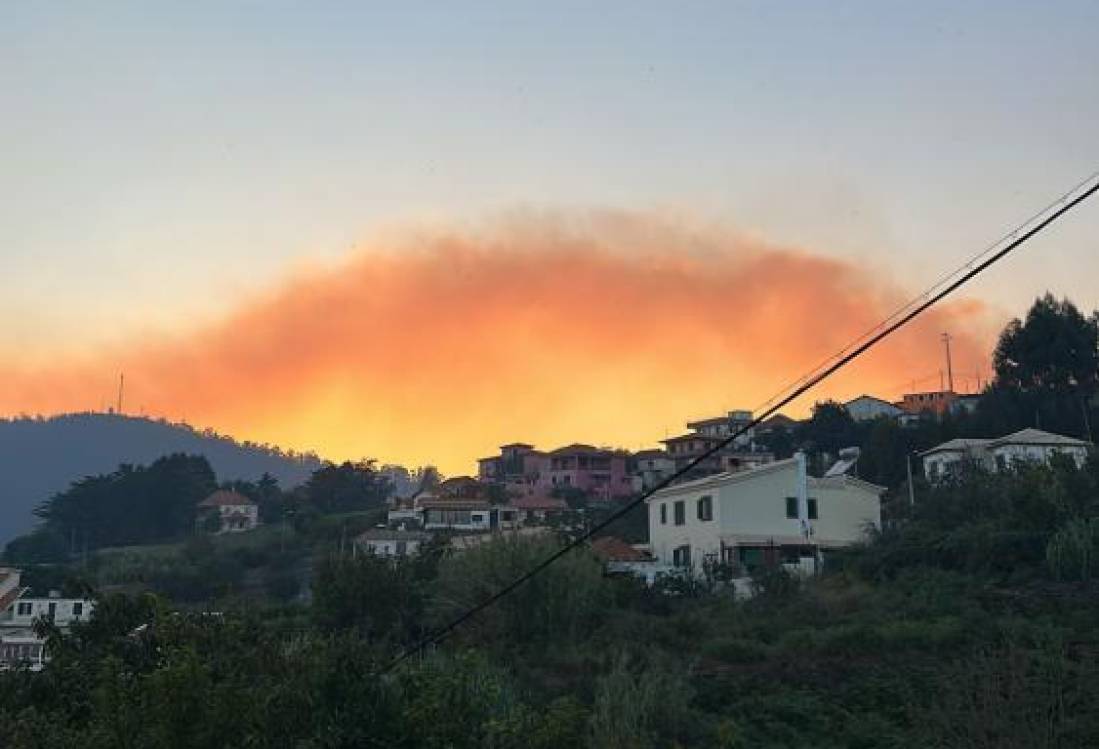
[
  {"xmin": 198, "ymin": 490, "xmax": 260, "ymax": 534},
  {"xmin": 921, "ymin": 428, "xmax": 1090, "ymax": 481},
  {"xmin": 355, "ymin": 528, "xmax": 433, "ymax": 557},
  {"xmin": 844, "ymin": 395, "xmax": 903, "ymax": 422},
  {"xmin": 646, "ymin": 453, "xmax": 883, "ymax": 576},
  {"xmin": 1, "ymin": 569, "xmax": 95, "ymax": 671},
  {"xmin": 2, "ymin": 594, "xmax": 94, "ymax": 629}
]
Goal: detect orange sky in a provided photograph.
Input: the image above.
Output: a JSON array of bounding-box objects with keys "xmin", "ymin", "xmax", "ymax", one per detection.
[{"xmin": 1, "ymin": 212, "xmax": 1001, "ymax": 475}]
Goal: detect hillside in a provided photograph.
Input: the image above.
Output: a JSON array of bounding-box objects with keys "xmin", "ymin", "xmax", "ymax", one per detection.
[{"xmin": 0, "ymin": 413, "xmax": 322, "ymax": 544}]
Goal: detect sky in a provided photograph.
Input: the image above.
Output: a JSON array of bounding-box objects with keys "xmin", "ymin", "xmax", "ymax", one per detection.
[{"xmin": 2, "ymin": 2, "xmax": 1098, "ymax": 474}]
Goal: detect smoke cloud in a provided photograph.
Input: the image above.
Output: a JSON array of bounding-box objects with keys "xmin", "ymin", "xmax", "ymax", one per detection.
[{"xmin": 1, "ymin": 211, "xmax": 998, "ymax": 473}]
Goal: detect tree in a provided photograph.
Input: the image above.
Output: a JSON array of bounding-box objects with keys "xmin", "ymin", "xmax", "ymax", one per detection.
[
  {"xmin": 30, "ymin": 454, "xmax": 216, "ymax": 550},
  {"xmin": 993, "ymin": 293, "xmax": 1098, "ymax": 393},
  {"xmin": 796, "ymin": 401, "xmax": 860, "ymax": 460},
  {"xmin": 303, "ymin": 460, "xmax": 391, "ymax": 514}
]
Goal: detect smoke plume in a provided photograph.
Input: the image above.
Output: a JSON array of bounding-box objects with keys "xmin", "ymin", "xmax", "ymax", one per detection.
[{"xmin": 0, "ymin": 211, "xmax": 997, "ymax": 473}]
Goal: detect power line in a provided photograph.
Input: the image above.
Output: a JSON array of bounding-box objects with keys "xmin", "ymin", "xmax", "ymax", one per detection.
[
  {"xmin": 380, "ymin": 171, "xmax": 1099, "ymax": 674},
  {"xmin": 752, "ymin": 169, "xmax": 1099, "ymax": 415}
]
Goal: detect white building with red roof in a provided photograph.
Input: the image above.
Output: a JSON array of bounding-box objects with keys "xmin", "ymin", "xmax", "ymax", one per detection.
[{"xmin": 198, "ymin": 490, "xmax": 259, "ymax": 534}]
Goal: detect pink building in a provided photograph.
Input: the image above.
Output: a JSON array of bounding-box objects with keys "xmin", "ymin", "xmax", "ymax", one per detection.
[
  {"xmin": 477, "ymin": 443, "xmax": 549, "ymax": 497},
  {"xmin": 547, "ymin": 444, "xmax": 633, "ymax": 500}
]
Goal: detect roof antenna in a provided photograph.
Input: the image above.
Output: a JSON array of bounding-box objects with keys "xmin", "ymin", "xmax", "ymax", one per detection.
[{"xmin": 117, "ymin": 373, "xmax": 124, "ymax": 415}]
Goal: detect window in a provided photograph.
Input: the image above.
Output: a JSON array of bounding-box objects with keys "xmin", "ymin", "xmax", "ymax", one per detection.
[
  {"xmin": 48, "ymin": 602, "xmax": 57, "ymax": 620},
  {"xmin": 17, "ymin": 602, "xmax": 31, "ymax": 617},
  {"xmin": 672, "ymin": 545, "xmax": 691, "ymax": 567},
  {"xmin": 660, "ymin": 504, "xmax": 667, "ymax": 524},
  {"xmin": 785, "ymin": 496, "xmax": 798, "ymax": 519},
  {"xmin": 697, "ymin": 495, "xmax": 713, "ymax": 521},
  {"xmin": 807, "ymin": 498, "xmax": 818, "ymax": 520},
  {"xmin": 72, "ymin": 602, "xmax": 83, "ymax": 617},
  {"xmin": 395, "ymin": 541, "xmax": 407, "ymax": 556},
  {"xmin": 673, "ymin": 500, "xmax": 685, "ymax": 525}
]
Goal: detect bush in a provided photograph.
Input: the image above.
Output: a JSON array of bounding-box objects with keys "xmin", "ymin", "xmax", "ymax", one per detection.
[
  {"xmin": 431, "ymin": 535, "xmax": 610, "ymax": 648},
  {"xmin": 1046, "ymin": 518, "xmax": 1099, "ymax": 581}
]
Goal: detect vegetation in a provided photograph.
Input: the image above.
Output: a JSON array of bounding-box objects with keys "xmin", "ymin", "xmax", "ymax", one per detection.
[{"xmin": 2, "ymin": 293, "xmax": 1099, "ymax": 746}]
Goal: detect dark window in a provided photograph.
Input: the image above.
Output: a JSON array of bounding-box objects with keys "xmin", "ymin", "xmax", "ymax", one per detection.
[
  {"xmin": 660, "ymin": 504, "xmax": 667, "ymax": 524},
  {"xmin": 697, "ymin": 495, "xmax": 713, "ymax": 521},
  {"xmin": 785, "ymin": 496, "xmax": 798, "ymax": 519},
  {"xmin": 47, "ymin": 602, "xmax": 57, "ymax": 621},
  {"xmin": 807, "ymin": 498, "xmax": 818, "ymax": 520},
  {"xmin": 673, "ymin": 501, "xmax": 685, "ymax": 525},
  {"xmin": 72, "ymin": 602, "xmax": 83, "ymax": 617},
  {"xmin": 673, "ymin": 545, "xmax": 691, "ymax": 567},
  {"xmin": 17, "ymin": 602, "xmax": 31, "ymax": 616}
]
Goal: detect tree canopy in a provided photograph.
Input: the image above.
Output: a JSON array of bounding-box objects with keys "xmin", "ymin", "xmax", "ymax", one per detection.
[
  {"xmin": 993, "ymin": 293, "xmax": 1098, "ymax": 393},
  {"xmin": 30, "ymin": 453, "xmax": 216, "ymax": 552}
]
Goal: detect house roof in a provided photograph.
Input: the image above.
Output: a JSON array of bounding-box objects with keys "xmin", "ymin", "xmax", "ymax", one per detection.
[
  {"xmin": 661, "ymin": 433, "xmax": 722, "ymax": 445},
  {"xmin": 549, "ymin": 443, "xmax": 603, "ymax": 456},
  {"xmin": 648, "ymin": 457, "xmax": 800, "ymax": 499},
  {"xmin": 439, "ymin": 476, "xmax": 479, "ymax": 489},
  {"xmin": 356, "ymin": 528, "xmax": 432, "ymax": 542},
  {"xmin": 499, "ymin": 442, "xmax": 535, "ymax": 450},
  {"xmin": 845, "ymin": 394, "xmax": 901, "ymax": 410},
  {"xmin": 919, "ymin": 438, "xmax": 992, "ymax": 457},
  {"xmin": 758, "ymin": 413, "xmax": 797, "ymax": 430},
  {"xmin": 647, "ymin": 457, "xmax": 885, "ymax": 501},
  {"xmin": 634, "ymin": 449, "xmax": 669, "ymax": 459},
  {"xmin": 510, "ymin": 496, "xmax": 568, "ymax": 511},
  {"xmin": 986, "ymin": 428, "xmax": 1091, "ymax": 449},
  {"xmin": 590, "ymin": 536, "xmax": 650, "ymax": 562},
  {"xmin": 198, "ymin": 490, "xmax": 256, "ymax": 508},
  {"xmin": 418, "ymin": 499, "xmax": 491, "ymax": 510},
  {"xmin": 685, "ymin": 415, "xmax": 730, "ymax": 428}
]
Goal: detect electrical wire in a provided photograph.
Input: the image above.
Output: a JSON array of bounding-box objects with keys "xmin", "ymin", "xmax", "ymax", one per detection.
[{"xmin": 380, "ymin": 171, "xmax": 1099, "ymax": 674}]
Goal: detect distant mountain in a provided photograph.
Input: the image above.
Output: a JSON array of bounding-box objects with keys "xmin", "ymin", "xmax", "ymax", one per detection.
[{"xmin": 0, "ymin": 413, "xmax": 323, "ymax": 544}]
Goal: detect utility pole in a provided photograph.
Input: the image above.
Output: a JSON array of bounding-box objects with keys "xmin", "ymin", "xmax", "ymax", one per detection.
[
  {"xmin": 117, "ymin": 373, "xmax": 125, "ymax": 415},
  {"xmin": 906, "ymin": 452, "xmax": 916, "ymax": 510},
  {"xmin": 941, "ymin": 333, "xmax": 954, "ymax": 392}
]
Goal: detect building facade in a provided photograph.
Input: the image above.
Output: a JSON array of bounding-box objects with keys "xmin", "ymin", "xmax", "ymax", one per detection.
[
  {"xmin": 646, "ymin": 454, "xmax": 882, "ymax": 576},
  {"xmin": 921, "ymin": 428, "xmax": 1091, "ymax": 481},
  {"xmin": 198, "ymin": 490, "xmax": 260, "ymax": 534},
  {"xmin": 546, "ymin": 444, "xmax": 632, "ymax": 499},
  {"xmin": 355, "ymin": 528, "xmax": 433, "ymax": 557}
]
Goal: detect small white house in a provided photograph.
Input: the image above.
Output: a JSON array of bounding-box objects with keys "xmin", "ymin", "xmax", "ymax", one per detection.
[
  {"xmin": 921, "ymin": 428, "xmax": 1090, "ymax": 481},
  {"xmin": 646, "ymin": 453, "xmax": 882, "ymax": 576},
  {"xmin": 355, "ymin": 528, "xmax": 433, "ymax": 557},
  {"xmin": 844, "ymin": 395, "xmax": 903, "ymax": 422},
  {"xmin": 198, "ymin": 490, "xmax": 260, "ymax": 534}
]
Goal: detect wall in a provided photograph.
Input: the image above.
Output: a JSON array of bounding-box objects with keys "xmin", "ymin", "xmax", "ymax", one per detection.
[
  {"xmin": 5, "ymin": 597, "xmax": 95, "ymax": 628},
  {"xmin": 647, "ymin": 461, "xmax": 881, "ymax": 573},
  {"xmin": 363, "ymin": 538, "xmax": 422, "ymax": 557}
]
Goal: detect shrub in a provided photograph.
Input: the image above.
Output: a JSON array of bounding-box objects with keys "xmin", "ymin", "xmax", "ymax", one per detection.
[{"xmin": 1046, "ymin": 518, "xmax": 1099, "ymax": 581}]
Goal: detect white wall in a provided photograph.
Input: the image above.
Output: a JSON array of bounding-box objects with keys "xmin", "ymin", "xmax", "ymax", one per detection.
[
  {"xmin": 989, "ymin": 443, "xmax": 1087, "ymax": 470},
  {"xmin": 846, "ymin": 398, "xmax": 900, "ymax": 422},
  {"xmin": 218, "ymin": 504, "xmax": 259, "ymax": 533},
  {"xmin": 363, "ymin": 538, "xmax": 422, "ymax": 557},
  {"xmin": 6, "ymin": 597, "xmax": 95, "ymax": 628},
  {"xmin": 647, "ymin": 460, "xmax": 881, "ymax": 573}
]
